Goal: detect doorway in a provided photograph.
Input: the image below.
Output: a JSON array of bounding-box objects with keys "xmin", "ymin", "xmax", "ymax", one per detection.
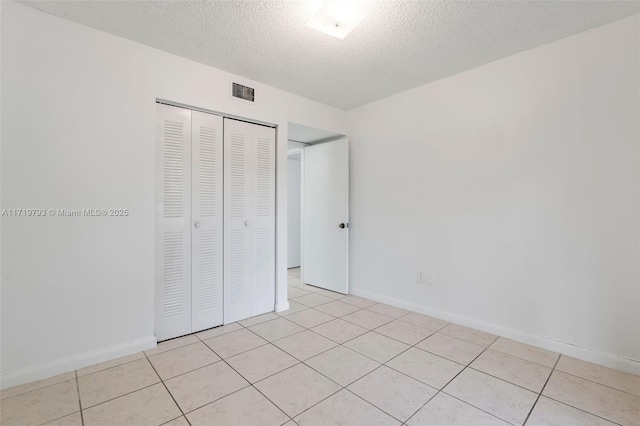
[
  {"xmin": 287, "ymin": 123, "xmax": 349, "ymax": 295},
  {"xmin": 287, "ymin": 151, "xmax": 302, "ymax": 269}
]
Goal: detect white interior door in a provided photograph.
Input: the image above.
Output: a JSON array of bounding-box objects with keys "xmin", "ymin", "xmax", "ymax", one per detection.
[
  {"xmin": 250, "ymin": 123, "xmax": 276, "ymax": 316},
  {"xmin": 303, "ymin": 138, "xmax": 349, "ymax": 294},
  {"xmin": 223, "ymin": 118, "xmax": 252, "ymax": 323},
  {"xmin": 223, "ymin": 118, "xmax": 276, "ymax": 323},
  {"xmin": 191, "ymin": 111, "xmax": 224, "ymax": 332},
  {"xmin": 155, "ymin": 104, "xmax": 192, "ymax": 341}
]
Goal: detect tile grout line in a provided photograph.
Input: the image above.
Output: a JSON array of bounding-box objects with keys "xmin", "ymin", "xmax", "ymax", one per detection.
[
  {"xmin": 157, "ymin": 359, "xmax": 224, "ymax": 381},
  {"xmin": 77, "ymin": 382, "xmax": 161, "ymax": 413},
  {"xmin": 0, "ymin": 375, "xmax": 75, "ymax": 403},
  {"xmin": 272, "ymin": 338, "xmax": 337, "ymax": 363},
  {"xmin": 159, "ymin": 415, "xmax": 189, "ymax": 425},
  {"xmin": 75, "ymin": 356, "xmax": 147, "ymax": 378},
  {"xmin": 142, "ymin": 352, "xmax": 192, "ymax": 426},
  {"xmin": 439, "ymin": 391, "xmax": 520, "ymax": 425},
  {"xmin": 75, "ymin": 370, "xmax": 85, "ymax": 426},
  {"xmin": 539, "ymin": 395, "xmax": 624, "ymax": 426},
  {"xmin": 276, "ymin": 378, "xmax": 344, "ymax": 422},
  {"xmin": 394, "ymin": 331, "xmax": 499, "ymax": 422},
  {"xmin": 400, "ymin": 391, "xmax": 441, "ymax": 426},
  {"xmin": 242, "ymin": 317, "xmax": 310, "ymax": 345},
  {"xmin": 542, "ymin": 368, "xmax": 640, "ymax": 398},
  {"xmin": 438, "ymin": 333, "xmax": 498, "ymax": 382},
  {"xmin": 488, "ymin": 346, "xmax": 559, "ymax": 370},
  {"xmin": 197, "ymin": 329, "xmax": 296, "ymax": 424},
  {"xmin": 224, "ymin": 360, "xmax": 295, "ymax": 423},
  {"xmin": 171, "ymin": 383, "xmax": 254, "ymax": 420},
  {"xmin": 402, "ymin": 335, "xmax": 507, "ymax": 425},
  {"xmin": 522, "ymin": 355, "xmax": 562, "ymax": 426},
  {"xmin": 369, "ymin": 323, "xmax": 436, "ymax": 345},
  {"xmin": 343, "ymin": 386, "xmax": 414, "ymax": 424},
  {"xmin": 31, "ymin": 377, "xmax": 87, "ymax": 426},
  {"xmin": 527, "ymin": 357, "xmax": 625, "ymax": 426},
  {"xmin": 461, "ymin": 365, "xmax": 548, "ymax": 395},
  {"xmin": 285, "ymin": 305, "xmax": 440, "ymax": 424}
]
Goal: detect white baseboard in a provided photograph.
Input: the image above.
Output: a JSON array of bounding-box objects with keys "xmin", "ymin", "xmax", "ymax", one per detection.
[
  {"xmin": 275, "ymin": 301, "xmax": 290, "ymax": 313},
  {"xmin": 351, "ymin": 288, "xmax": 640, "ymax": 376},
  {"xmin": 0, "ymin": 336, "xmax": 157, "ymax": 390}
]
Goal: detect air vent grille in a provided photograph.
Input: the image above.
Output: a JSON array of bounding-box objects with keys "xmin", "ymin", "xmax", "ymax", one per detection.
[{"xmin": 232, "ymin": 83, "xmax": 255, "ymax": 102}]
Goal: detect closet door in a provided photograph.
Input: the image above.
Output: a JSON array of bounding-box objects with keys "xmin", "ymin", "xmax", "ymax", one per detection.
[
  {"xmin": 191, "ymin": 111, "xmax": 224, "ymax": 332},
  {"xmin": 155, "ymin": 104, "xmax": 192, "ymax": 341},
  {"xmin": 223, "ymin": 118, "xmax": 252, "ymax": 323},
  {"xmin": 223, "ymin": 118, "xmax": 276, "ymax": 322},
  {"xmin": 251, "ymin": 124, "xmax": 276, "ymax": 316}
]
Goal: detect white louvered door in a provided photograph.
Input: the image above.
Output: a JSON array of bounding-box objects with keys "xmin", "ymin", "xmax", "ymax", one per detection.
[
  {"xmin": 157, "ymin": 105, "xmax": 275, "ymax": 338},
  {"xmin": 155, "ymin": 104, "xmax": 192, "ymax": 341},
  {"xmin": 191, "ymin": 111, "xmax": 224, "ymax": 332},
  {"xmin": 223, "ymin": 119, "xmax": 252, "ymax": 323},
  {"xmin": 223, "ymin": 118, "xmax": 275, "ymax": 323},
  {"xmin": 251, "ymin": 124, "xmax": 276, "ymax": 316}
]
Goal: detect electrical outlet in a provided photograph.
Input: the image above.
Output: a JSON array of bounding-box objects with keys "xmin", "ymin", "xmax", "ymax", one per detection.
[
  {"xmin": 417, "ymin": 272, "xmax": 425, "ymax": 284},
  {"xmin": 426, "ymin": 273, "xmax": 435, "ymax": 286}
]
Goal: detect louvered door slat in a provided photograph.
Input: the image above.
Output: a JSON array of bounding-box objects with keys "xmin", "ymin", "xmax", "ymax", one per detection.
[
  {"xmin": 191, "ymin": 111, "xmax": 224, "ymax": 332},
  {"xmin": 155, "ymin": 104, "xmax": 192, "ymax": 341}
]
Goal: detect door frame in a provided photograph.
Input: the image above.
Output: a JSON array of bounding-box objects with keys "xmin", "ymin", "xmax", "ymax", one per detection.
[
  {"xmin": 287, "ymin": 147, "xmax": 305, "ymax": 280},
  {"xmin": 155, "ymin": 98, "xmax": 280, "ymax": 335}
]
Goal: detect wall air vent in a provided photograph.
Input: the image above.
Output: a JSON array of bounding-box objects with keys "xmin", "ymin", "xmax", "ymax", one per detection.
[{"xmin": 232, "ymin": 82, "xmax": 255, "ymax": 102}]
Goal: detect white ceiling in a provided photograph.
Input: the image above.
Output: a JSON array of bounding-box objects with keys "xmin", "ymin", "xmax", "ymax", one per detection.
[{"xmin": 23, "ymin": 1, "xmax": 640, "ymax": 110}]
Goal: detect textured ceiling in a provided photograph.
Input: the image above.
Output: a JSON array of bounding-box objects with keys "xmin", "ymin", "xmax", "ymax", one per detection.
[{"xmin": 22, "ymin": 1, "xmax": 640, "ymax": 110}]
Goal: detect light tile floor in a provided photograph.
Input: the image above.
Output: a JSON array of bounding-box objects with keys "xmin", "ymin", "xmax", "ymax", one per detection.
[{"xmin": 2, "ymin": 267, "xmax": 639, "ymax": 425}]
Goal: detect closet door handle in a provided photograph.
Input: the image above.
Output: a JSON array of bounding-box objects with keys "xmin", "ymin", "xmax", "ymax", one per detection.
[
  {"xmin": 194, "ymin": 221, "xmax": 201, "ymax": 229},
  {"xmin": 245, "ymin": 220, "xmax": 249, "ymax": 227}
]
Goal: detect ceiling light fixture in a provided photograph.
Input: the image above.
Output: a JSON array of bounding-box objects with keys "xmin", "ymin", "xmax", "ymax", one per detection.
[{"xmin": 306, "ymin": 1, "xmax": 369, "ymax": 40}]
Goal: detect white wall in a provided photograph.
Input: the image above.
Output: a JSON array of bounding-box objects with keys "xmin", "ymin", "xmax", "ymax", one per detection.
[
  {"xmin": 347, "ymin": 15, "xmax": 640, "ymax": 373},
  {"xmin": 287, "ymin": 156, "xmax": 302, "ymax": 268},
  {"xmin": 0, "ymin": 0, "xmax": 4, "ymax": 375},
  {"xmin": 288, "ymin": 140, "xmax": 307, "ymax": 151},
  {"xmin": 0, "ymin": 1, "xmax": 346, "ymax": 387}
]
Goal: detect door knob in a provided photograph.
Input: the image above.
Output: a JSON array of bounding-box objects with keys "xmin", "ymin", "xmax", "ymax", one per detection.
[
  {"xmin": 339, "ymin": 223, "xmax": 346, "ymax": 229},
  {"xmin": 194, "ymin": 221, "xmax": 201, "ymax": 228},
  {"xmin": 245, "ymin": 220, "xmax": 249, "ymax": 227}
]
